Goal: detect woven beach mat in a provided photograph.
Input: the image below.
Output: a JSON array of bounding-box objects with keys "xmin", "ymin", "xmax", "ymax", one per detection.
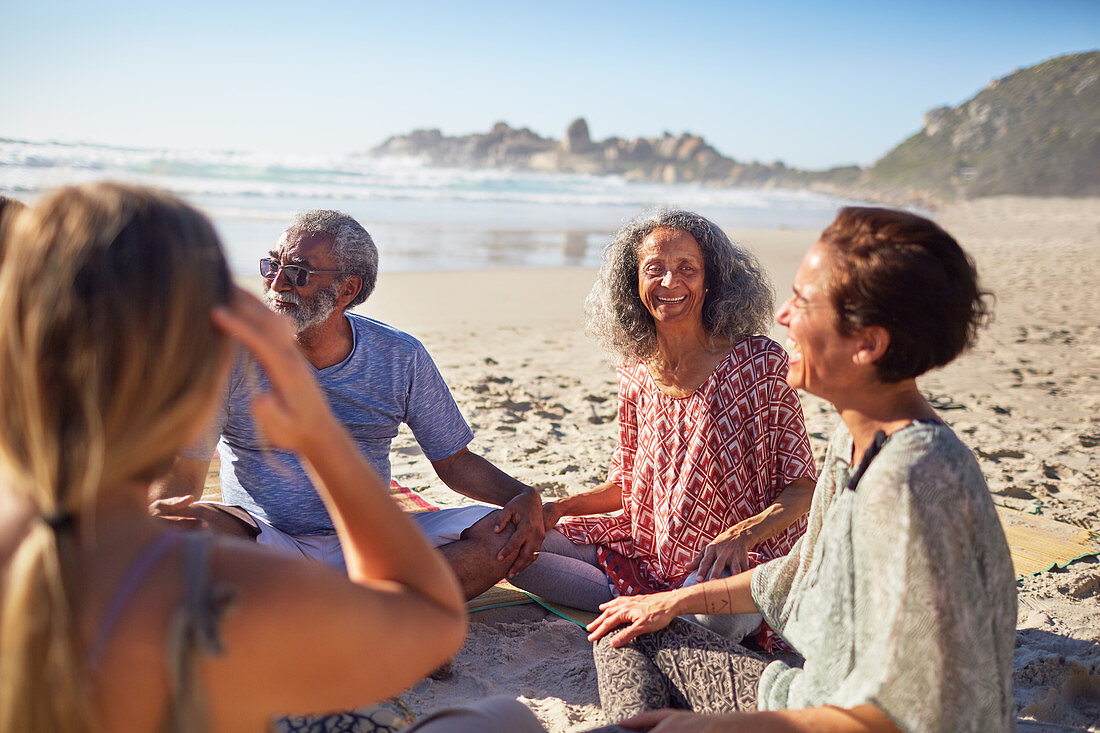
[
  {"xmin": 387, "ymin": 480, "xmax": 440, "ymax": 513},
  {"xmin": 996, "ymin": 506, "xmax": 1100, "ymax": 578},
  {"xmin": 466, "ymin": 581, "xmax": 599, "ymax": 629}
]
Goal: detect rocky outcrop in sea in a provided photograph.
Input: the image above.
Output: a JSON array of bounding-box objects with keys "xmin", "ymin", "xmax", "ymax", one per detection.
[{"xmin": 367, "ymin": 51, "xmax": 1099, "ymax": 205}]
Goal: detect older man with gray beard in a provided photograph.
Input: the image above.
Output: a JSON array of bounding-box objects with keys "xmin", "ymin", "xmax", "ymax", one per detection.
[{"xmin": 150, "ymin": 210, "xmax": 545, "ymax": 599}]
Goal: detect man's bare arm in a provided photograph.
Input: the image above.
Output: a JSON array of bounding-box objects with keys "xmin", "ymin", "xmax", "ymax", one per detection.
[
  {"xmin": 148, "ymin": 454, "xmax": 211, "ymax": 504},
  {"xmin": 430, "ymin": 447, "xmax": 544, "ymax": 575}
]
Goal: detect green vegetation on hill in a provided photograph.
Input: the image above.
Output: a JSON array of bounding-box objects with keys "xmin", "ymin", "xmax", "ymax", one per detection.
[
  {"xmin": 869, "ymin": 52, "xmax": 1100, "ymax": 199},
  {"xmin": 371, "ymin": 52, "xmax": 1098, "ymax": 204}
]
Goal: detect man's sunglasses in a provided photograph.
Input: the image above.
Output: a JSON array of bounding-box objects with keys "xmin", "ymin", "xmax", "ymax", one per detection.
[{"xmin": 259, "ymin": 258, "xmax": 347, "ymax": 288}]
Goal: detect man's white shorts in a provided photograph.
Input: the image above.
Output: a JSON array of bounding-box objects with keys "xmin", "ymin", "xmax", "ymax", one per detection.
[{"xmin": 251, "ymin": 505, "xmax": 496, "ymax": 572}]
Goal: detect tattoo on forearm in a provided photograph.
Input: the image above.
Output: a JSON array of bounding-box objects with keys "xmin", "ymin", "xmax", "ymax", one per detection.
[{"xmin": 702, "ymin": 583, "xmax": 733, "ymax": 614}]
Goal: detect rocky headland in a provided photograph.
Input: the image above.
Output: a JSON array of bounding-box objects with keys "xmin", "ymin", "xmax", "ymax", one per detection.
[{"xmin": 367, "ymin": 51, "xmax": 1099, "ymax": 208}]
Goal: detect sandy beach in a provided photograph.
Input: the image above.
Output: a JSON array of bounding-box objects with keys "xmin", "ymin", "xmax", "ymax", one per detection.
[{"xmin": 348, "ymin": 197, "xmax": 1100, "ymax": 731}]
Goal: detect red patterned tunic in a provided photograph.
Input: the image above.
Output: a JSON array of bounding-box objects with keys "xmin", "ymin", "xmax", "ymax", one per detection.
[{"xmin": 558, "ymin": 336, "xmax": 816, "ymax": 596}]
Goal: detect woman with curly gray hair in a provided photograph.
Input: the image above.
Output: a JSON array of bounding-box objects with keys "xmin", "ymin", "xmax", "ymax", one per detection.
[{"xmin": 510, "ymin": 210, "xmax": 816, "ymax": 647}]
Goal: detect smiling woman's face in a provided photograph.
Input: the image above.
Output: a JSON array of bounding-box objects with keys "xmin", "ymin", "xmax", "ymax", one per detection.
[
  {"xmin": 775, "ymin": 240, "xmax": 863, "ymax": 399},
  {"xmin": 636, "ymin": 227, "xmax": 706, "ymax": 329}
]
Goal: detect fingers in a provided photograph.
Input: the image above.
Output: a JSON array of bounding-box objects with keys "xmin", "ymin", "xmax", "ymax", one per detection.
[
  {"xmin": 497, "ymin": 545, "xmax": 521, "ymax": 574},
  {"xmin": 610, "ymin": 620, "xmax": 647, "ymax": 648},
  {"xmin": 211, "ymin": 290, "xmax": 307, "ymax": 388},
  {"xmin": 505, "ymin": 546, "xmax": 538, "ymax": 577},
  {"xmin": 705, "ymin": 556, "xmax": 729, "ymax": 580},
  {"xmin": 496, "ymin": 524, "xmax": 524, "ymax": 562},
  {"xmin": 586, "ymin": 602, "xmax": 633, "ymax": 642},
  {"xmin": 618, "ymin": 709, "xmax": 677, "ymax": 730},
  {"xmin": 498, "ymin": 524, "xmax": 542, "ymax": 574},
  {"xmin": 717, "ymin": 544, "xmax": 749, "ymax": 578},
  {"xmin": 585, "ymin": 609, "xmax": 617, "ymax": 642},
  {"xmin": 151, "ymin": 494, "xmax": 195, "ymax": 511},
  {"xmin": 493, "ymin": 506, "xmax": 515, "ymax": 534},
  {"xmin": 152, "ymin": 514, "xmax": 207, "ymax": 530},
  {"xmin": 211, "ymin": 289, "xmax": 290, "ymax": 352},
  {"xmin": 696, "ymin": 551, "xmax": 715, "ymax": 580}
]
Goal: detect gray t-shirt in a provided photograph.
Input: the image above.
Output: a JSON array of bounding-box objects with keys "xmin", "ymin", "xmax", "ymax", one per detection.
[
  {"xmin": 751, "ymin": 422, "xmax": 1016, "ymax": 732},
  {"xmin": 186, "ymin": 313, "xmax": 473, "ymax": 535}
]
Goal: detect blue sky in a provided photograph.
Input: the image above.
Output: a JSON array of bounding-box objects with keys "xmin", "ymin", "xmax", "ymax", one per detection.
[{"xmin": 1, "ymin": 0, "xmax": 1096, "ymax": 169}]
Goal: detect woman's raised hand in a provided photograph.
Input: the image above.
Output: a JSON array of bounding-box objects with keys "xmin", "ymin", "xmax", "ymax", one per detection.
[{"xmin": 211, "ymin": 288, "xmax": 336, "ymax": 454}]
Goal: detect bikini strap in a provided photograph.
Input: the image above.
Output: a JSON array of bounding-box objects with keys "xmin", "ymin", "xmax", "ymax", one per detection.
[
  {"xmin": 164, "ymin": 533, "xmax": 237, "ymax": 733},
  {"xmin": 87, "ymin": 531, "xmax": 186, "ymax": 672}
]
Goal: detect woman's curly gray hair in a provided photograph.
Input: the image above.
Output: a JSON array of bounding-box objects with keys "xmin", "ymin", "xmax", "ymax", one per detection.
[{"xmin": 585, "ymin": 209, "xmax": 775, "ymax": 363}]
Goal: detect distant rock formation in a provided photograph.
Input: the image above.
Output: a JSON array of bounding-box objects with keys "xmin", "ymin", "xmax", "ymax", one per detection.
[
  {"xmin": 367, "ymin": 51, "xmax": 1099, "ymax": 204},
  {"xmin": 370, "ymin": 117, "xmax": 832, "ymax": 187},
  {"xmin": 564, "ymin": 118, "xmax": 594, "ymax": 154},
  {"xmin": 370, "ymin": 122, "xmax": 557, "ymax": 169}
]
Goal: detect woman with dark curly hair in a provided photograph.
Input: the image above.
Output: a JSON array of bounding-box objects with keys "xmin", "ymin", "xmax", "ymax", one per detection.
[
  {"xmin": 511, "ymin": 209, "xmax": 816, "ymax": 646},
  {"xmin": 586, "ymin": 207, "xmax": 1015, "ymax": 732}
]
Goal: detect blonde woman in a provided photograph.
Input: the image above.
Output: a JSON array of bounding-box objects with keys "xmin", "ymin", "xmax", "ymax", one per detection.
[{"xmin": 0, "ymin": 184, "xmax": 539, "ymax": 731}]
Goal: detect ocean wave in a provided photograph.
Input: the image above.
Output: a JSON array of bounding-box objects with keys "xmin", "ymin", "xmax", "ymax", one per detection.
[{"xmin": 0, "ymin": 138, "xmax": 847, "ymax": 215}]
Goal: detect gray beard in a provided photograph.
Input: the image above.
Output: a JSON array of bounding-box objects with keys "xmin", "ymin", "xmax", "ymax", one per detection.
[{"xmin": 265, "ymin": 285, "xmax": 339, "ymax": 334}]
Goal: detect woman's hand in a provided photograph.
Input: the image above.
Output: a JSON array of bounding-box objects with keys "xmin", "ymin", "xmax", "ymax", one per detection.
[
  {"xmin": 688, "ymin": 526, "xmax": 753, "ymax": 580},
  {"xmin": 211, "ymin": 289, "xmax": 337, "ymax": 455},
  {"xmin": 586, "ymin": 590, "xmax": 681, "ymax": 647},
  {"xmin": 618, "ymin": 709, "xmax": 745, "ymax": 732},
  {"xmin": 541, "ymin": 500, "xmax": 566, "ymax": 531}
]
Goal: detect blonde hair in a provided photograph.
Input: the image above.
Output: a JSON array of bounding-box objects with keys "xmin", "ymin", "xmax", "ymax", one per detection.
[{"xmin": 0, "ymin": 183, "xmax": 232, "ymax": 731}]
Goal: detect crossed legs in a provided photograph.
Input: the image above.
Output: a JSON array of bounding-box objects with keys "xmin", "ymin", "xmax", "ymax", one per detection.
[
  {"xmin": 184, "ymin": 502, "xmax": 515, "ymax": 600},
  {"xmin": 593, "ymin": 618, "xmax": 768, "ymax": 721}
]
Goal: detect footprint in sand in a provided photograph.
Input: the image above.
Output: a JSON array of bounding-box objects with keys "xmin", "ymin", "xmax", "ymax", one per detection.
[
  {"xmin": 999, "ymin": 486, "xmax": 1036, "ymax": 500},
  {"xmin": 1020, "ymin": 660, "xmax": 1100, "ymax": 729},
  {"xmin": 498, "ymin": 398, "xmax": 533, "ymax": 413},
  {"xmin": 1078, "ymin": 430, "xmax": 1100, "ymax": 448},
  {"xmin": 587, "ymin": 404, "xmax": 613, "ymax": 424},
  {"xmin": 976, "ymin": 448, "xmax": 1026, "ymax": 461},
  {"xmin": 926, "ymin": 393, "xmax": 966, "ymax": 410}
]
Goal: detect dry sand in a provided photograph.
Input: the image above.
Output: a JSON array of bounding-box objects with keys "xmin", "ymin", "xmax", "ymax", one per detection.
[{"xmin": 355, "ymin": 198, "xmax": 1100, "ymax": 731}]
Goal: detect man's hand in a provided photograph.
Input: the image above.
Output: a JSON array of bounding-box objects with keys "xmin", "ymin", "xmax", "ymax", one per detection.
[
  {"xmin": 149, "ymin": 494, "xmax": 207, "ymax": 530},
  {"xmin": 150, "ymin": 495, "xmax": 259, "ymax": 539},
  {"xmin": 586, "ymin": 589, "xmax": 681, "ymax": 647},
  {"xmin": 686, "ymin": 526, "xmax": 753, "ymax": 580},
  {"xmin": 493, "ymin": 488, "xmax": 545, "ymax": 577}
]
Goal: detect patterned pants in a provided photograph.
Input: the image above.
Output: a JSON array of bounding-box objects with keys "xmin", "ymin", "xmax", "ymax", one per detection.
[{"xmin": 593, "ymin": 618, "xmax": 769, "ymax": 722}]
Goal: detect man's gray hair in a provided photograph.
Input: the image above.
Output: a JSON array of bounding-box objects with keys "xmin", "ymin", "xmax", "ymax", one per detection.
[
  {"xmin": 282, "ymin": 210, "xmax": 378, "ymax": 308},
  {"xmin": 585, "ymin": 208, "xmax": 775, "ymax": 363}
]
